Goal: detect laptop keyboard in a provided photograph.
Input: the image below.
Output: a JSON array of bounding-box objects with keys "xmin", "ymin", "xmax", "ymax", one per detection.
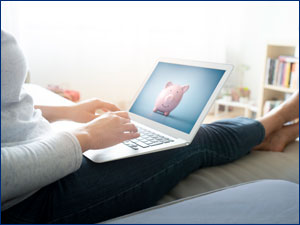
[{"xmin": 123, "ymin": 126, "xmax": 174, "ymax": 150}]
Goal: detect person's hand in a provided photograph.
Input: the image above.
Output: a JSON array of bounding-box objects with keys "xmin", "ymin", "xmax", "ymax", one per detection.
[
  {"xmin": 72, "ymin": 111, "xmax": 140, "ymax": 152},
  {"xmin": 66, "ymin": 98, "xmax": 120, "ymax": 123},
  {"xmin": 35, "ymin": 98, "xmax": 119, "ymax": 123}
]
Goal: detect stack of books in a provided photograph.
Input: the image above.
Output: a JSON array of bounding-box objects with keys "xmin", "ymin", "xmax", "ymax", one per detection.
[{"xmin": 265, "ymin": 56, "xmax": 299, "ymax": 89}]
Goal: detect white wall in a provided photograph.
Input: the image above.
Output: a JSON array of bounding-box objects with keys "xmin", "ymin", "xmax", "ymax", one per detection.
[
  {"xmin": 238, "ymin": 2, "xmax": 299, "ymax": 100},
  {"xmin": 1, "ymin": 1, "xmax": 299, "ymax": 108}
]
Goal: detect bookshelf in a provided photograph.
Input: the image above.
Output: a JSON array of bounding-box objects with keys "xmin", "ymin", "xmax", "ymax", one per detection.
[
  {"xmin": 264, "ymin": 84, "xmax": 296, "ymax": 94},
  {"xmin": 257, "ymin": 45, "xmax": 298, "ymax": 117}
]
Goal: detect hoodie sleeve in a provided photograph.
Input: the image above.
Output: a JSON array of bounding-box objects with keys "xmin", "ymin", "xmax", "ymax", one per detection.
[{"xmin": 1, "ymin": 131, "xmax": 82, "ymax": 206}]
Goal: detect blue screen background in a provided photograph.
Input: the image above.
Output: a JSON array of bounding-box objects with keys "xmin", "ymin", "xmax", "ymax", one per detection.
[{"xmin": 130, "ymin": 62, "xmax": 225, "ymax": 133}]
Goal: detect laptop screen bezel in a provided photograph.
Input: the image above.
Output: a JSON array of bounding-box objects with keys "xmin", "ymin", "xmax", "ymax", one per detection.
[{"xmin": 128, "ymin": 57, "xmax": 233, "ymax": 143}]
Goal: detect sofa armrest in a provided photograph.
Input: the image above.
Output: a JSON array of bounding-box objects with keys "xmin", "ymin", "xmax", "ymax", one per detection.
[
  {"xmin": 104, "ymin": 180, "xmax": 299, "ymax": 224},
  {"xmin": 24, "ymin": 83, "xmax": 74, "ymax": 106}
]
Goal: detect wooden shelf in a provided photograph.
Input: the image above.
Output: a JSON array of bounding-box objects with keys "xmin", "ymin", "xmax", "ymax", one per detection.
[
  {"xmin": 257, "ymin": 44, "xmax": 297, "ymax": 117},
  {"xmin": 264, "ymin": 84, "xmax": 297, "ymax": 94}
]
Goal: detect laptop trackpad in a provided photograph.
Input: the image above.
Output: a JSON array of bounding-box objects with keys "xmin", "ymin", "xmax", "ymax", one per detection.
[{"xmin": 83, "ymin": 144, "xmax": 135, "ymax": 163}]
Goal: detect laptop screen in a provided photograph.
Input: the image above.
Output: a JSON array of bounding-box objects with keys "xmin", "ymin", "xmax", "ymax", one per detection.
[{"xmin": 129, "ymin": 62, "xmax": 226, "ymax": 134}]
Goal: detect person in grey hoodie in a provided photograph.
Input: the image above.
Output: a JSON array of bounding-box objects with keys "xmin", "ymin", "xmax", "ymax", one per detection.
[{"xmin": 1, "ymin": 30, "xmax": 299, "ymax": 223}]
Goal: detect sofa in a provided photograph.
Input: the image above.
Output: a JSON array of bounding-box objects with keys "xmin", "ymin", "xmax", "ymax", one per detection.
[
  {"xmin": 24, "ymin": 83, "xmax": 299, "ymax": 223},
  {"xmin": 104, "ymin": 179, "xmax": 299, "ymax": 224}
]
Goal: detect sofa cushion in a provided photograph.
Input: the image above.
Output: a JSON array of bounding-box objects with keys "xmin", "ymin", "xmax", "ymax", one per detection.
[{"xmin": 158, "ymin": 141, "xmax": 299, "ymax": 204}]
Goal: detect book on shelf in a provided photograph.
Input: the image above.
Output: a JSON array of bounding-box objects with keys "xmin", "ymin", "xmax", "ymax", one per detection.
[
  {"xmin": 290, "ymin": 62, "xmax": 299, "ymax": 89},
  {"xmin": 265, "ymin": 55, "xmax": 299, "ymax": 89}
]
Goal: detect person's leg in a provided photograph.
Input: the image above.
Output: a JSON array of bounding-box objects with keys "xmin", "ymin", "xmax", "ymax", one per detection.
[
  {"xmin": 254, "ymin": 91, "xmax": 299, "ymax": 152},
  {"xmin": 253, "ymin": 122, "xmax": 299, "ymax": 152},
  {"xmin": 1, "ymin": 117, "xmax": 264, "ymax": 224},
  {"xmin": 258, "ymin": 90, "xmax": 299, "ymax": 137}
]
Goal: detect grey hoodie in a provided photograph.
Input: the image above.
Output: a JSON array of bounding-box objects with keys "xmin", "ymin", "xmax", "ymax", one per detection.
[{"xmin": 1, "ymin": 30, "xmax": 82, "ymax": 211}]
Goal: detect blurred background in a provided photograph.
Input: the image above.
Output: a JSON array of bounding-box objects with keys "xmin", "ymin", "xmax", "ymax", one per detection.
[{"xmin": 1, "ymin": 1, "xmax": 299, "ymax": 122}]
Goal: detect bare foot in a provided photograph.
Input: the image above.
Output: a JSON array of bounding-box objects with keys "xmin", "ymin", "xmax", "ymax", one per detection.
[{"xmin": 253, "ymin": 122, "xmax": 299, "ymax": 152}]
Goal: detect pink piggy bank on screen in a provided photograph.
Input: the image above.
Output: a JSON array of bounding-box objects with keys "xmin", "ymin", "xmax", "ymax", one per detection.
[{"xmin": 153, "ymin": 81, "xmax": 189, "ymax": 116}]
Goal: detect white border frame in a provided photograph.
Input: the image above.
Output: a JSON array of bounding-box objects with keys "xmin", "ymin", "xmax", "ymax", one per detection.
[{"xmin": 128, "ymin": 57, "xmax": 234, "ymax": 144}]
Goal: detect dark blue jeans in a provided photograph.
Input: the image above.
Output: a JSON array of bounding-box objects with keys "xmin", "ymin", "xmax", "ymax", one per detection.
[{"xmin": 1, "ymin": 117, "xmax": 265, "ymax": 224}]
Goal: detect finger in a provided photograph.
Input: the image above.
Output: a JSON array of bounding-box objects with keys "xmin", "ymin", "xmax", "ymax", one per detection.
[
  {"xmin": 121, "ymin": 123, "xmax": 138, "ymax": 133},
  {"xmin": 118, "ymin": 116, "xmax": 131, "ymax": 124},
  {"xmin": 86, "ymin": 113, "xmax": 98, "ymax": 122},
  {"xmin": 121, "ymin": 132, "xmax": 140, "ymax": 141},
  {"xmin": 114, "ymin": 111, "xmax": 130, "ymax": 119},
  {"xmin": 100, "ymin": 101, "xmax": 120, "ymax": 112}
]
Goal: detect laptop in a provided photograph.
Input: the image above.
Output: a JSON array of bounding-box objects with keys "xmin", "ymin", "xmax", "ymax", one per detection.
[{"xmin": 83, "ymin": 58, "xmax": 233, "ymax": 163}]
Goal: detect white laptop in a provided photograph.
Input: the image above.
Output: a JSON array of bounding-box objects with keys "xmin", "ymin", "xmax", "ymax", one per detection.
[{"xmin": 84, "ymin": 58, "xmax": 233, "ymax": 163}]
